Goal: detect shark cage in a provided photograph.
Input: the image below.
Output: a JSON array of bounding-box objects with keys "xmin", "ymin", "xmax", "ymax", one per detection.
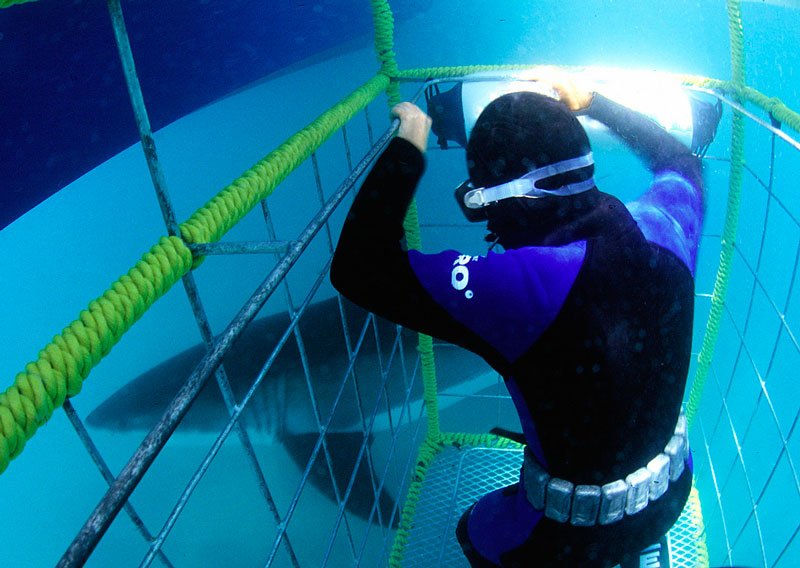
[{"xmin": 1, "ymin": 0, "xmax": 800, "ymax": 567}]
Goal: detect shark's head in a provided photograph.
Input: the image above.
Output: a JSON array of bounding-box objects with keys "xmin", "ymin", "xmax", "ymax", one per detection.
[{"xmin": 86, "ymin": 388, "xmax": 168, "ymax": 431}]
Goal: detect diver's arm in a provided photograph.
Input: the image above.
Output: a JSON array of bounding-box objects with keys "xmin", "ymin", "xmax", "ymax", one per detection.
[
  {"xmin": 332, "ymin": 102, "xmax": 430, "ymax": 319},
  {"xmin": 587, "ymin": 93, "xmax": 704, "ymax": 275},
  {"xmin": 331, "ymin": 136, "xmax": 424, "ymax": 316},
  {"xmin": 330, "ymin": 139, "xmax": 478, "ymax": 345},
  {"xmin": 585, "ymin": 93, "xmax": 703, "ymax": 190}
]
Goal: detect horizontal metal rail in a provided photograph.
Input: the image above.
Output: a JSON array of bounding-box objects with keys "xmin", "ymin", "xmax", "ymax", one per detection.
[
  {"xmin": 188, "ymin": 240, "xmax": 293, "ymax": 256},
  {"xmin": 58, "ymin": 116, "xmax": 401, "ymax": 567}
]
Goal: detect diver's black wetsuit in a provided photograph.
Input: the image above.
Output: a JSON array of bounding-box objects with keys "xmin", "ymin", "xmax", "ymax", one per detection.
[{"xmin": 331, "ymin": 94, "xmax": 703, "ymax": 567}]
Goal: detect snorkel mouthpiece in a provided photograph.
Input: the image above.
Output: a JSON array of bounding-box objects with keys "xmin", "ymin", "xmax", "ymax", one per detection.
[{"xmin": 456, "ymin": 152, "xmax": 595, "ymax": 222}]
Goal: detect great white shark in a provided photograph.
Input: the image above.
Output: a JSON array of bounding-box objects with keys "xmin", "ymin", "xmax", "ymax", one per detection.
[{"xmin": 87, "ymin": 295, "xmax": 505, "ymax": 526}]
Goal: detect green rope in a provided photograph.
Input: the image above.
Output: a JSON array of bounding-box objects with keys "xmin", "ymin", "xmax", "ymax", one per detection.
[
  {"xmin": 397, "ymin": 64, "xmax": 539, "ymax": 80},
  {"xmin": 738, "ymin": 87, "xmax": 800, "ymax": 133},
  {"xmin": 0, "ymin": 236, "xmax": 192, "ymax": 474},
  {"xmin": 0, "ymin": 76, "xmax": 387, "ymax": 475},
  {"xmin": 388, "ymin": 437, "xmax": 443, "ymax": 567},
  {"xmin": 418, "ymin": 335, "xmax": 441, "ymax": 441},
  {"xmin": 402, "ymin": 201, "xmax": 442, "ymax": 441},
  {"xmin": 180, "ymin": 74, "xmax": 390, "ymax": 254},
  {"xmin": 370, "ymin": 3, "xmax": 446, "ymax": 563},
  {"xmin": 373, "ymin": 24, "xmax": 446, "ymax": 564},
  {"xmin": 368, "ymin": 1, "xmax": 441, "ymax": 443},
  {"xmin": 690, "ymin": 484, "xmax": 711, "ymax": 568},
  {"xmin": 0, "ymin": 0, "xmax": 33, "ymax": 7},
  {"xmin": 370, "ymin": 0, "xmax": 401, "ymax": 105},
  {"xmin": 440, "ymin": 431, "xmax": 523, "ymax": 450},
  {"xmin": 686, "ymin": 0, "xmax": 747, "ymax": 430}
]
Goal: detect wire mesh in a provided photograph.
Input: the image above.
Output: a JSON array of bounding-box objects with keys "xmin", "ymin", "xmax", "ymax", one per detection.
[{"xmin": 691, "ymin": 97, "xmax": 800, "ymax": 567}]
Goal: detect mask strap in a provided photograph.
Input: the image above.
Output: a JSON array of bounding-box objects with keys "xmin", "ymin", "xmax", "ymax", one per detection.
[{"xmin": 463, "ymin": 153, "xmax": 595, "ymax": 209}]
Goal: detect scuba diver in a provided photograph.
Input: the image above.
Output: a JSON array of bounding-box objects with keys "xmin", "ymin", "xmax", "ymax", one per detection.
[{"xmin": 331, "ymin": 69, "xmax": 708, "ymax": 567}]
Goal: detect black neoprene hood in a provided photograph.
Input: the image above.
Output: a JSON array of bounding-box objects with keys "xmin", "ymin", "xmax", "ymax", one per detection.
[{"xmin": 466, "ymin": 91, "xmax": 594, "ymax": 190}]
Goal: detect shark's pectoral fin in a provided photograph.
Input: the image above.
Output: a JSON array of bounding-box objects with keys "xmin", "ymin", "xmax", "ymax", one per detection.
[{"xmin": 283, "ymin": 432, "xmax": 399, "ymax": 528}]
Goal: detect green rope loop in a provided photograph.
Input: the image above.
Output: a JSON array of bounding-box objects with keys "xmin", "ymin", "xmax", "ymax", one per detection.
[
  {"xmin": 686, "ymin": 0, "xmax": 747, "ymax": 429},
  {"xmin": 0, "ymin": 236, "xmax": 193, "ymax": 474}
]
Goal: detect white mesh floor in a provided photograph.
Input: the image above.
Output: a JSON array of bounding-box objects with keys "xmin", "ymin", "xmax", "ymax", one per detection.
[{"xmin": 400, "ymin": 446, "xmax": 703, "ymax": 568}]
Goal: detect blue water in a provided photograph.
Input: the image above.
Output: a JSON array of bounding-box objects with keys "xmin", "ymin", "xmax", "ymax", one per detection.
[{"xmin": 1, "ymin": 1, "xmax": 799, "ymax": 566}]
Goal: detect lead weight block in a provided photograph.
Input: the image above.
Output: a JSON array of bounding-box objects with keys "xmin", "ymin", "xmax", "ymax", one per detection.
[
  {"xmin": 545, "ymin": 478, "xmax": 574, "ymax": 523},
  {"xmin": 571, "ymin": 485, "xmax": 601, "ymax": 526},
  {"xmin": 665, "ymin": 434, "xmax": 686, "ymax": 481},
  {"xmin": 675, "ymin": 413, "xmax": 687, "ymax": 438},
  {"xmin": 625, "ymin": 467, "xmax": 652, "ymax": 515},
  {"xmin": 599, "ymin": 479, "xmax": 627, "ymax": 525},
  {"xmin": 647, "ymin": 454, "xmax": 670, "ymax": 501},
  {"xmin": 523, "ymin": 453, "xmax": 550, "ymax": 510}
]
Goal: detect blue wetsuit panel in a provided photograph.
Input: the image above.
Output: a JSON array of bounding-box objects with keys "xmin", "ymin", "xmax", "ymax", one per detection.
[
  {"xmin": 627, "ymin": 171, "xmax": 703, "ymax": 276},
  {"xmin": 408, "ymin": 242, "xmax": 586, "ymax": 363}
]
